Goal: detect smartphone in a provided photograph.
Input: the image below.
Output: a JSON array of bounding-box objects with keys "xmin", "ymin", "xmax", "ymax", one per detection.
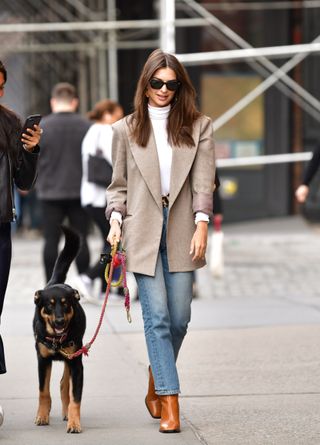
[{"xmin": 21, "ymin": 114, "xmax": 42, "ymax": 136}]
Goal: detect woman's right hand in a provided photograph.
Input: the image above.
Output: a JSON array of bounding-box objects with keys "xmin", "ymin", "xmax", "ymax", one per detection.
[
  {"xmin": 295, "ymin": 185, "xmax": 309, "ymax": 203},
  {"xmin": 107, "ymin": 219, "xmax": 121, "ymax": 246}
]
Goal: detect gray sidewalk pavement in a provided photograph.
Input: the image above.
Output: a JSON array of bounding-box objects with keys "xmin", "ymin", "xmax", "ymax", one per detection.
[{"xmin": 1, "ymin": 215, "xmax": 320, "ymax": 444}]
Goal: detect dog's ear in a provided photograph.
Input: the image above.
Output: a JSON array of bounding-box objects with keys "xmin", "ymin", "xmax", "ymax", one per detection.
[
  {"xmin": 73, "ymin": 289, "xmax": 81, "ymax": 301},
  {"xmin": 34, "ymin": 290, "xmax": 43, "ymax": 306}
]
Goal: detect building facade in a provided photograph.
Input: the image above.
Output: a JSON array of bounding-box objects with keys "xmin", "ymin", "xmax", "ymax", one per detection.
[{"xmin": 1, "ymin": 0, "xmax": 319, "ymax": 222}]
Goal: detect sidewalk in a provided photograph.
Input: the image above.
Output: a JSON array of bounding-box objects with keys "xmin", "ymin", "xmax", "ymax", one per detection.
[{"xmin": 1, "ymin": 215, "xmax": 320, "ymax": 444}]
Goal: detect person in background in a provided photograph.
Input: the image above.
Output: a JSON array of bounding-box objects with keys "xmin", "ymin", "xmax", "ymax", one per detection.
[
  {"xmin": 15, "ymin": 188, "xmax": 42, "ymax": 237},
  {"xmin": 295, "ymin": 145, "xmax": 320, "ymax": 203},
  {"xmin": 106, "ymin": 49, "xmax": 216, "ymax": 433},
  {"xmin": 36, "ymin": 83, "xmax": 91, "ymax": 283},
  {"xmin": 0, "ymin": 59, "xmax": 41, "ymax": 426},
  {"xmin": 212, "ymin": 178, "xmax": 223, "ymax": 231},
  {"xmin": 78, "ymin": 99, "xmax": 123, "ymax": 301}
]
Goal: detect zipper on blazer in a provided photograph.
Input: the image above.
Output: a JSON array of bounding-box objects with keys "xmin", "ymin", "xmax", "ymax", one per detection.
[{"xmin": 8, "ymin": 155, "xmax": 16, "ymax": 221}]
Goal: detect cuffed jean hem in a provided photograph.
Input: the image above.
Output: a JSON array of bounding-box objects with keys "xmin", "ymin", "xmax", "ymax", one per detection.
[{"xmin": 156, "ymin": 389, "xmax": 180, "ymax": 396}]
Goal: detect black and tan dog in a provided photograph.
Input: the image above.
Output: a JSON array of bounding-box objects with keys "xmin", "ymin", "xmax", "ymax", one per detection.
[{"xmin": 33, "ymin": 226, "xmax": 86, "ymax": 433}]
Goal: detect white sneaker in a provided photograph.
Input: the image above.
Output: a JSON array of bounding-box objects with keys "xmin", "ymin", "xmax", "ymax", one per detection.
[
  {"xmin": 75, "ymin": 274, "xmax": 94, "ymax": 302},
  {"xmin": 0, "ymin": 405, "xmax": 4, "ymax": 427},
  {"xmin": 126, "ymin": 272, "xmax": 139, "ymax": 301}
]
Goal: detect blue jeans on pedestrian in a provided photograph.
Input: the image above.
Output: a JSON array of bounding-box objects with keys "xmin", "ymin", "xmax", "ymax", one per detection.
[
  {"xmin": 134, "ymin": 207, "xmax": 193, "ymax": 395},
  {"xmin": 0, "ymin": 223, "xmax": 11, "ymax": 374}
]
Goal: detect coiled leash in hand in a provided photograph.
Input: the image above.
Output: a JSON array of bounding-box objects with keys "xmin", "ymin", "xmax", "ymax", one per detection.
[
  {"xmin": 104, "ymin": 241, "xmax": 132, "ymax": 324},
  {"xmin": 60, "ymin": 240, "xmax": 132, "ymax": 360}
]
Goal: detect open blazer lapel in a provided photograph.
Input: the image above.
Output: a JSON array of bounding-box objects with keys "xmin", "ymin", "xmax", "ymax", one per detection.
[
  {"xmin": 128, "ymin": 129, "xmax": 162, "ymax": 210},
  {"xmin": 169, "ymin": 138, "xmax": 198, "ymax": 209},
  {"xmin": 128, "ymin": 124, "xmax": 198, "ymax": 211}
]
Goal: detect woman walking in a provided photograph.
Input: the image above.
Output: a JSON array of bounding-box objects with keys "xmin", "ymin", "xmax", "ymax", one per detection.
[
  {"xmin": 106, "ymin": 49, "xmax": 216, "ymax": 433},
  {"xmin": 0, "ymin": 60, "xmax": 41, "ymax": 425},
  {"xmin": 79, "ymin": 99, "xmax": 123, "ymax": 300}
]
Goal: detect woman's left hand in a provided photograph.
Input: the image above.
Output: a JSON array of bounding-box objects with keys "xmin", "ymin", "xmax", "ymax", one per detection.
[
  {"xmin": 190, "ymin": 221, "xmax": 208, "ymax": 261},
  {"xmin": 21, "ymin": 124, "xmax": 42, "ymax": 151}
]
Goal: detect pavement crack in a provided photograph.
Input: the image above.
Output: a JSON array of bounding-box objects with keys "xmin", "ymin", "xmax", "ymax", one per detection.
[{"xmin": 181, "ymin": 413, "xmax": 209, "ymax": 445}]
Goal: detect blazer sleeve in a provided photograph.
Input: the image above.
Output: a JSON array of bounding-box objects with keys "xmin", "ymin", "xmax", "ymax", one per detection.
[
  {"xmin": 105, "ymin": 121, "xmax": 128, "ymax": 220},
  {"xmin": 191, "ymin": 116, "xmax": 216, "ymax": 217},
  {"xmin": 302, "ymin": 145, "xmax": 320, "ymax": 186}
]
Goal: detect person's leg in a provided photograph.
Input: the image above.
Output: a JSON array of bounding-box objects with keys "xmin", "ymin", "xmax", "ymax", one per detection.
[
  {"xmin": 0, "ymin": 223, "xmax": 12, "ymax": 375},
  {"xmin": 84, "ymin": 206, "xmax": 110, "ymax": 292},
  {"xmin": 41, "ymin": 200, "xmax": 65, "ymax": 282},
  {"xmin": 158, "ymin": 205, "xmax": 193, "ymax": 362},
  {"xmin": 28, "ymin": 190, "xmax": 42, "ymax": 230},
  {"xmin": 134, "ymin": 208, "xmax": 183, "ymax": 433},
  {"xmin": 67, "ymin": 200, "xmax": 90, "ymax": 275},
  {"xmin": 161, "ymin": 250, "xmax": 193, "ymax": 361},
  {"xmin": 135, "ymin": 254, "xmax": 179, "ymax": 395}
]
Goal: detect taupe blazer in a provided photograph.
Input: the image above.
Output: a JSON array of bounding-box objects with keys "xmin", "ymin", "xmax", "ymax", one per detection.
[{"xmin": 106, "ymin": 114, "xmax": 216, "ymax": 276}]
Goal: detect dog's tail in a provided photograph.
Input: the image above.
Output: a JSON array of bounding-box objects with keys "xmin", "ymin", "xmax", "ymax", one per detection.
[{"xmin": 46, "ymin": 225, "xmax": 81, "ymax": 287}]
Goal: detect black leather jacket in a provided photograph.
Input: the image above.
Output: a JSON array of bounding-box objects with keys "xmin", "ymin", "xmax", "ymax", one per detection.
[{"xmin": 0, "ymin": 146, "xmax": 39, "ymax": 223}]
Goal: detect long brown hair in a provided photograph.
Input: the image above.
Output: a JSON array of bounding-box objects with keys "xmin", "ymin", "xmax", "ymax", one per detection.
[{"xmin": 130, "ymin": 49, "xmax": 201, "ymax": 147}]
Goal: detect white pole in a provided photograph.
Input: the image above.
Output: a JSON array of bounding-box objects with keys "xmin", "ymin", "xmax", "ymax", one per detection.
[
  {"xmin": 217, "ymin": 152, "xmax": 312, "ymax": 168},
  {"xmin": 176, "ymin": 43, "xmax": 320, "ymax": 64},
  {"xmin": 201, "ymin": 1, "xmax": 320, "ymax": 11},
  {"xmin": 107, "ymin": 0, "xmax": 118, "ymax": 101},
  {"xmin": 160, "ymin": 0, "xmax": 176, "ymax": 53},
  {"xmin": 0, "ymin": 18, "xmax": 208, "ymax": 33}
]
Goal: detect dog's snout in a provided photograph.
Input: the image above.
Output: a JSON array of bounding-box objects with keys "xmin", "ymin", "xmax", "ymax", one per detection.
[{"xmin": 55, "ymin": 317, "xmax": 65, "ymax": 327}]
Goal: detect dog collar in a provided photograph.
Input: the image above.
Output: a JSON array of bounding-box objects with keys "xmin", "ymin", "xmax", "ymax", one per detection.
[{"xmin": 43, "ymin": 332, "xmax": 68, "ymax": 350}]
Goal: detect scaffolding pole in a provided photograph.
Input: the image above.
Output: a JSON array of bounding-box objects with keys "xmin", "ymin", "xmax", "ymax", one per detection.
[
  {"xmin": 217, "ymin": 152, "xmax": 312, "ymax": 168},
  {"xmin": 0, "ymin": 18, "xmax": 209, "ymax": 33},
  {"xmin": 160, "ymin": 0, "xmax": 176, "ymax": 53},
  {"xmin": 176, "ymin": 43, "xmax": 320, "ymax": 64},
  {"xmin": 4, "ymin": 40, "xmax": 159, "ymax": 53},
  {"xmin": 107, "ymin": 0, "xmax": 118, "ymax": 101},
  {"xmin": 201, "ymin": 1, "xmax": 320, "ymax": 11}
]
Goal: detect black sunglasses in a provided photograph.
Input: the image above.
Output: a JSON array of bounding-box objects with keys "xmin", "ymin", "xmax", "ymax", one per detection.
[{"xmin": 149, "ymin": 78, "xmax": 181, "ymax": 92}]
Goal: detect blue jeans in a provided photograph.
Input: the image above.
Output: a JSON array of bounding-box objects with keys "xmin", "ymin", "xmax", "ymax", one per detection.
[
  {"xmin": 134, "ymin": 208, "xmax": 193, "ymax": 395},
  {"xmin": 0, "ymin": 223, "xmax": 11, "ymax": 374}
]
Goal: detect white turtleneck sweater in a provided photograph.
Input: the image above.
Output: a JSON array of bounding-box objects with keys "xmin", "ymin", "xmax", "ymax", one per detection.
[
  {"xmin": 148, "ymin": 104, "xmax": 172, "ymax": 196},
  {"xmin": 110, "ymin": 105, "xmax": 209, "ymax": 225}
]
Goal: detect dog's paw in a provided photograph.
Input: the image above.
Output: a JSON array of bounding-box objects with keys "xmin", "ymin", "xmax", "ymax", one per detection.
[
  {"xmin": 35, "ymin": 414, "xmax": 50, "ymax": 426},
  {"xmin": 67, "ymin": 402, "xmax": 81, "ymax": 433},
  {"xmin": 67, "ymin": 420, "xmax": 82, "ymax": 433}
]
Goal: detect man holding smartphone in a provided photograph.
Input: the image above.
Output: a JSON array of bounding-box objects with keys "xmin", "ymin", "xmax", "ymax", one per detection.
[
  {"xmin": 36, "ymin": 83, "xmax": 91, "ymax": 282},
  {"xmin": 0, "ymin": 60, "xmax": 42, "ymax": 426}
]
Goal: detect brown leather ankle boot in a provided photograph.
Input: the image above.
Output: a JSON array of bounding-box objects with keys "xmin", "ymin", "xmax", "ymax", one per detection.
[
  {"xmin": 145, "ymin": 366, "xmax": 161, "ymax": 419},
  {"xmin": 159, "ymin": 395, "xmax": 180, "ymax": 433}
]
